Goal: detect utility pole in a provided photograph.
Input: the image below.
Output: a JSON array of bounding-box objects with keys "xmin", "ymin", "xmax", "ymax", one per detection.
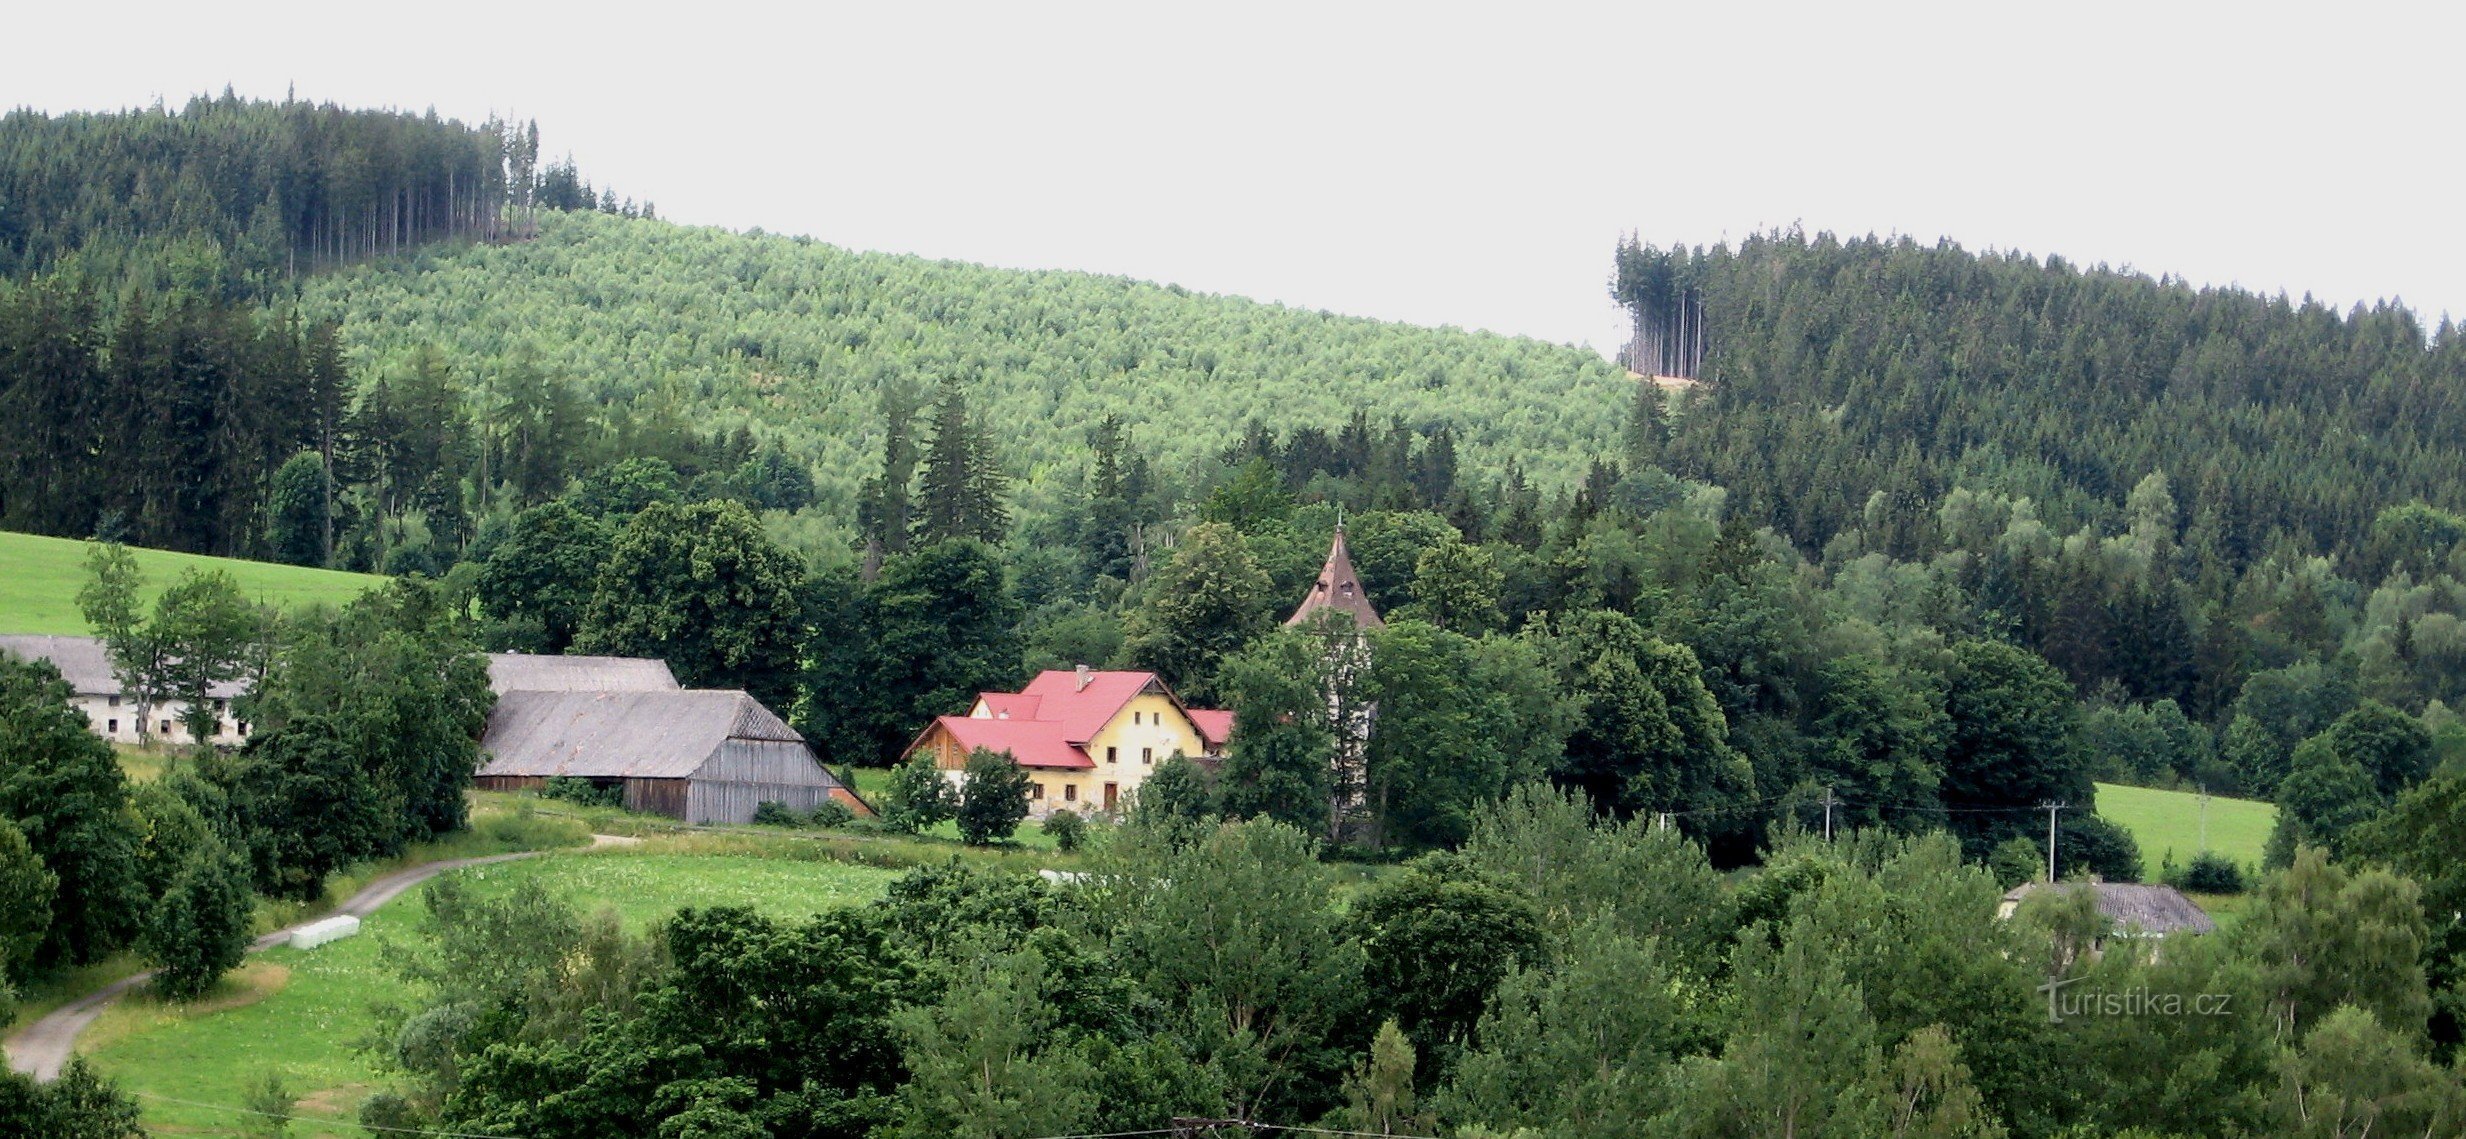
[
  {"xmin": 1821, "ymin": 785, "xmax": 1836, "ymax": 842},
  {"xmin": 2043, "ymin": 801, "xmax": 2066, "ymax": 882},
  {"xmin": 1656, "ymin": 811, "xmax": 1671, "ymax": 833}
]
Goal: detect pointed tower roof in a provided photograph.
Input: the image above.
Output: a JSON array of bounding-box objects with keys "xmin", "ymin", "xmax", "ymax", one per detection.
[{"xmin": 1285, "ymin": 527, "xmax": 1384, "ymax": 630}]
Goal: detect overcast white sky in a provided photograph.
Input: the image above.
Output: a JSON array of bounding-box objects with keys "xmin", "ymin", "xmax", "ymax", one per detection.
[{"xmin": 11, "ymin": 1, "xmax": 2460, "ymax": 352}]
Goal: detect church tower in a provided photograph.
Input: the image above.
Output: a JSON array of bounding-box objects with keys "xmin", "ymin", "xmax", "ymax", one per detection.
[
  {"xmin": 1286, "ymin": 526, "xmax": 1380, "ymax": 844},
  {"xmin": 1285, "ymin": 525, "xmax": 1384, "ymax": 631}
]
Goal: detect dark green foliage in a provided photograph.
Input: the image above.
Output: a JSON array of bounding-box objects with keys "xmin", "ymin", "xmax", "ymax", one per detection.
[
  {"xmin": 882, "ymin": 754, "xmax": 956, "ymax": 836},
  {"xmin": 0, "ymin": 1059, "xmax": 144, "ymax": 1138},
  {"xmin": 1041, "ymin": 809, "xmax": 1087, "ymax": 853},
  {"xmin": 266, "ymin": 451, "xmax": 330, "ymax": 566},
  {"xmin": 809, "ymin": 799, "xmax": 857, "ymax": 829},
  {"xmin": 477, "ymin": 500, "xmax": 612, "ymax": 653},
  {"xmin": 957, "ymin": 749, "xmax": 1032, "ymax": 846},
  {"xmin": 577, "ymin": 499, "xmax": 807, "ymax": 709},
  {"xmin": 1940, "ymin": 639, "xmax": 2087, "ymax": 856},
  {"xmin": 540, "ymin": 775, "xmax": 623, "ymax": 809},
  {"xmin": 1132, "ymin": 753, "xmax": 1219, "ymax": 829},
  {"xmin": 1124, "ymin": 522, "xmax": 1275, "ymax": 706},
  {"xmin": 913, "ymin": 377, "xmax": 1010, "ymax": 546},
  {"xmin": 141, "ymin": 840, "xmax": 254, "ymax": 1000},
  {"xmin": 803, "ymin": 540, "xmax": 1023, "ymax": 765},
  {"xmin": 1638, "ymin": 232, "xmax": 2466, "ymax": 575},
  {"xmin": 244, "ymin": 579, "xmax": 491, "ymax": 845},
  {"xmin": 1533, "ymin": 609, "xmax": 1747, "ymax": 822},
  {"xmin": 1215, "ymin": 627, "xmax": 1340, "ymax": 834},
  {"xmin": 1352, "ymin": 854, "xmax": 1543, "ymax": 1062},
  {"xmin": 0, "ymin": 656, "xmax": 146, "ymax": 968},
  {"xmin": 1360, "ymin": 621, "xmax": 1569, "ymax": 852},
  {"xmin": 2317, "ymin": 700, "xmax": 2435, "ymax": 800},
  {"xmin": 218, "ymin": 714, "xmax": 391, "ymax": 899},
  {"xmin": 2058, "ymin": 812, "xmax": 2144, "ymax": 882},
  {"xmin": 2165, "ymin": 851, "xmax": 2248, "ymax": 894},
  {"xmin": 0, "ymin": 819, "xmax": 56, "ymax": 985},
  {"xmin": 751, "ymin": 801, "xmax": 803, "ymax": 828}
]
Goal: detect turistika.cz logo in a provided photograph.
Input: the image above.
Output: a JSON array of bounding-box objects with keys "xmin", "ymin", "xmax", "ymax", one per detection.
[{"xmin": 2037, "ymin": 975, "xmax": 2232, "ymax": 1024}]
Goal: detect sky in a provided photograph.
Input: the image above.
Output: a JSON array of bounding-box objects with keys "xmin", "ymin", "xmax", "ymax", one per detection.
[{"xmin": 10, "ymin": 1, "xmax": 2461, "ymax": 353}]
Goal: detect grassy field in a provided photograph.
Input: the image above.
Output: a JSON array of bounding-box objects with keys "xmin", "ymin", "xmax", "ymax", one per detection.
[
  {"xmin": 0, "ymin": 529, "xmax": 386, "ymax": 635},
  {"xmin": 2095, "ymin": 781, "xmax": 2276, "ymax": 879},
  {"xmin": 80, "ymin": 841, "xmax": 903, "ymax": 1137}
]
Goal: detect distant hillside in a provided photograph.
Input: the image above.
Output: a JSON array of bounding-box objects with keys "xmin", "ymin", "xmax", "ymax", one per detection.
[
  {"xmin": 1619, "ymin": 233, "xmax": 2466, "ymax": 572},
  {"xmin": 0, "ymin": 530, "xmax": 385, "ymax": 635},
  {"xmin": 300, "ymin": 210, "xmax": 1633, "ymax": 522}
]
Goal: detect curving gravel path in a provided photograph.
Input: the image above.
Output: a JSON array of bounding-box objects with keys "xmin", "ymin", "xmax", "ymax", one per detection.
[{"xmin": 4, "ymin": 838, "xmax": 624, "ymax": 1081}]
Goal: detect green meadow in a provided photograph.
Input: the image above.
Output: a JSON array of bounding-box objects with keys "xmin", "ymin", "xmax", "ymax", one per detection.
[
  {"xmin": 0, "ymin": 529, "xmax": 386, "ymax": 635},
  {"xmin": 2094, "ymin": 780, "xmax": 2277, "ymax": 879},
  {"xmin": 78, "ymin": 844, "xmax": 902, "ymax": 1137}
]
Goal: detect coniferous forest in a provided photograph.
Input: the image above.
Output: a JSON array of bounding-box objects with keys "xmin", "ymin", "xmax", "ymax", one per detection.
[{"xmin": 4, "ymin": 93, "xmax": 2466, "ymax": 1138}]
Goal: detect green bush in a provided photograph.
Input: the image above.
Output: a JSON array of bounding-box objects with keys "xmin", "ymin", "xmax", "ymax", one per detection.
[
  {"xmin": 2164, "ymin": 850, "xmax": 2248, "ymax": 894},
  {"xmin": 809, "ymin": 799, "xmax": 856, "ymax": 829},
  {"xmin": 956, "ymin": 749, "xmax": 1031, "ymax": 846},
  {"xmin": 1041, "ymin": 809, "xmax": 1087, "ymax": 853},
  {"xmin": 751, "ymin": 801, "xmax": 804, "ymax": 828},
  {"xmin": 542, "ymin": 776, "xmax": 622, "ymax": 809}
]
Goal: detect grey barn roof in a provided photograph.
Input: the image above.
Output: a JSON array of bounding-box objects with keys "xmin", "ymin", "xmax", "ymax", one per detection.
[
  {"xmin": 486, "ymin": 652, "xmax": 680, "ymax": 696},
  {"xmin": 0, "ymin": 634, "xmax": 246, "ymax": 699},
  {"xmin": 479, "ymin": 689, "xmax": 803, "ymax": 779},
  {"xmin": 2003, "ymin": 881, "xmax": 2218, "ymax": 935}
]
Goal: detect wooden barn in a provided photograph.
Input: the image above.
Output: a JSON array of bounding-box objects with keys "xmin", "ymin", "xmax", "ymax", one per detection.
[{"xmin": 475, "ymin": 689, "xmax": 870, "ymax": 824}]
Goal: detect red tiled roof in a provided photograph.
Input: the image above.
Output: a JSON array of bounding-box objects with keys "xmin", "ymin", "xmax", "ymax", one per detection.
[
  {"xmin": 934, "ymin": 716, "xmax": 1092, "ymax": 769},
  {"xmin": 975, "ymin": 693, "xmax": 1043, "ymax": 720},
  {"xmin": 1019, "ymin": 669, "xmax": 1161, "ymax": 743},
  {"xmin": 1187, "ymin": 709, "xmax": 1234, "ymax": 749}
]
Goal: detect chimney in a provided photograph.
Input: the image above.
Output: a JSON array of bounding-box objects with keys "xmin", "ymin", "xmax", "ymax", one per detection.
[{"xmin": 1075, "ymin": 664, "xmax": 1092, "ymax": 692}]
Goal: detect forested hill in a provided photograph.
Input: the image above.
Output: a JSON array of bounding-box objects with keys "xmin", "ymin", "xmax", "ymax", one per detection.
[
  {"xmin": 0, "ymin": 93, "xmax": 522, "ymax": 302},
  {"xmin": 1622, "ymin": 232, "xmax": 2466, "ymax": 573},
  {"xmin": 298, "ymin": 209, "xmax": 1632, "ymax": 524}
]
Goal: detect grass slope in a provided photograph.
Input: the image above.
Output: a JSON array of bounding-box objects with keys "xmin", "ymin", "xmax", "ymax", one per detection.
[
  {"xmin": 304, "ymin": 210, "xmax": 1633, "ymax": 519},
  {"xmin": 0, "ymin": 530, "xmax": 385, "ymax": 635},
  {"xmin": 82, "ymin": 843, "xmax": 901, "ymax": 1137},
  {"xmin": 2095, "ymin": 781, "xmax": 2276, "ymax": 878}
]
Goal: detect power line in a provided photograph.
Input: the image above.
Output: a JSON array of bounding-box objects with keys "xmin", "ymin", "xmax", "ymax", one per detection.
[{"xmin": 132, "ymin": 1091, "xmax": 525, "ymax": 1139}]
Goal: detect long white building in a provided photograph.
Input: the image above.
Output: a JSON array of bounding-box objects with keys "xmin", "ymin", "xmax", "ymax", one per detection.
[{"xmin": 0, "ymin": 633, "xmax": 249, "ymax": 745}]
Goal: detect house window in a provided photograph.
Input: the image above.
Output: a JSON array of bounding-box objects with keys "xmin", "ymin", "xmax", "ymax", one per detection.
[
  {"xmin": 1134, "ymin": 711, "xmax": 1143, "ymax": 725},
  {"xmin": 1031, "ymin": 783, "xmax": 1044, "ymax": 800},
  {"xmin": 108, "ymin": 695, "xmax": 120, "ymax": 707},
  {"xmin": 1106, "ymin": 746, "xmax": 1118, "ymax": 764},
  {"xmin": 1064, "ymin": 784, "xmax": 1078, "ymax": 802},
  {"xmin": 159, "ymin": 720, "xmax": 171, "ymax": 734},
  {"xmin": 1142, "ymin": 747, "xmax": 1153, "ymax": 765},
  {"xmin": 107, "ymin": 719, "xmax": 118, "ymax": 734}
]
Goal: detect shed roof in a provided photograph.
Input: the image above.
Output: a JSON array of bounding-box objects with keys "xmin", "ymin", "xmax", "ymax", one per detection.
[
  {"xmin": 1285, "ymin": 527, "xmax": 1383, "ymax": 629},
  {"xmin": 478, "ymin": 689, "xmax": 803, "ymax": 779},
  {"xmin": 0, "ymin": 634, "xmax": 246, "ymax": 699},
  {"xmin": 487, "ymin": 652, "xmax": 680, "ymax": 695},
  {"xmin": 1186, "ymin": 709, "xmax": 1234, "ymax": 749},
  {"xmin": 2003, "ymin": 881, "xmax": 2217, "ymax": 935}
]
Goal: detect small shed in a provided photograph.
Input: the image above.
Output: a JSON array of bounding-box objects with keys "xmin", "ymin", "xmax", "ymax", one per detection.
[
  {"xmin": 475, "ymin": 689, "xmax": 869, "ymax": 824},
  {"xmin": 1999, "ymin": 881, "xmax": 2217, "ymax": 937}
]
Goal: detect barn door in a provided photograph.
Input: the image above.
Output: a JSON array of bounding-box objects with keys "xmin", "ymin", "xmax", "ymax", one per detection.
[{"xmin": 1103, "ymin": 782, "xmax": 1119, "ymax": 812}]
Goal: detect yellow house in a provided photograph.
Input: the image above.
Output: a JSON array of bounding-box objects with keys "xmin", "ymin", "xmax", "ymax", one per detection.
[{"xmin": 898, "ymin": 666, "xmax": 1232, "ymax": 817}]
